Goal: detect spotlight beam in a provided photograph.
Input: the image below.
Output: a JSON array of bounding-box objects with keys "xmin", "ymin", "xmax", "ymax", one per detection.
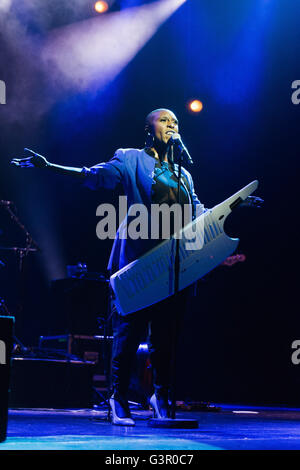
[
  {"xmin": 4, "ymin": 0, "xmax": 187, "ymax": 282},
  {"xmin": 42, "ymin": 0, "xmax": 187, "ymax": 92}
]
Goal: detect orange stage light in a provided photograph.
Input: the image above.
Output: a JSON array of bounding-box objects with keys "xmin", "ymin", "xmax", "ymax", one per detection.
[
  {"xmin": 189, "ymin": 99, "xmax": 203, "ymax": 113},
  {"xmin": 94, "ymin": 1, "xmax": 109, "ymax": 14}
]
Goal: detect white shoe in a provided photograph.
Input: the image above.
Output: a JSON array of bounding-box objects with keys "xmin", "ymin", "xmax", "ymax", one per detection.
[
  {"xmin": 150, "ymin": 394, "xmax": 170, "ymax": 419},
  {"xmin": 109, "ymin": 397, "xmax": 135, "ymax": 426}
]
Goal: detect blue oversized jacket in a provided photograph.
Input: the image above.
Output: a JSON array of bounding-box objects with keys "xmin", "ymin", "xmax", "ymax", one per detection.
[{"xmin": 82, "ymin": 148, "xmax": 205, "ymax": 273}]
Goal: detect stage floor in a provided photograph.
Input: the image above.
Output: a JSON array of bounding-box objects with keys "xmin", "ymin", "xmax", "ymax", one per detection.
[{"xmin": 1, "ymin": 404, "xmax": 300, "ymax": 451}]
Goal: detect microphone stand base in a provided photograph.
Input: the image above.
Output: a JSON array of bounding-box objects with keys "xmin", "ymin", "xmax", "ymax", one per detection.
[{"xmin": 148, "ymin": 418, "xmax": 198, "ymax": 429}]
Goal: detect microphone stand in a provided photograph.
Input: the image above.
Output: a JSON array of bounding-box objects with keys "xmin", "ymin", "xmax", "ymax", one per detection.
[
  {"xmin": 0, "ymin": 202, "xmax": 40, "ymax": 352},
  {"xmin": 169, "ymin": 146, "xmax": 182, "ymax": 420},
  {"xmin": 148, "ymin": 144, "xmax": 198, "ymax": 429}
]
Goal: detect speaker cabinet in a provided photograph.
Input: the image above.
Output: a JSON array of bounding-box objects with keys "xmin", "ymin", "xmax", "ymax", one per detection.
[
  {"xmin": 0, "ymin": 315, "xmax": 14, "ymax": 442},
  {"xmin": 48, "ymin": 278, "xmax": 109, "ymax": 335},
  {"xmin": 9, "ymin": 358, "xmax": 95, "ymax": 409}
]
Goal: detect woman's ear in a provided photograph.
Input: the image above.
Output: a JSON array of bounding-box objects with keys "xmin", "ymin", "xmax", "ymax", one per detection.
[{"xmin": 145, "ymin": 129, "xmax": 154, "ymax": 147}]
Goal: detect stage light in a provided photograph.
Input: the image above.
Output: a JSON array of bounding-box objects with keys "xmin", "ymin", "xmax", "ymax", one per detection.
[
  {"xmin": 188, "ymin": 99, "xmax": 203, "ymax": 113},
  {"xmin": 0, "ymin": 0, "xmax": 12, "ymax": 13},
  {"xmin": 94, "ymin": 1, "xmax": 109, "ymax": 13},
  {"xmin": 43, "ymin": 0, "xmax": 187, "ymax": 92}
]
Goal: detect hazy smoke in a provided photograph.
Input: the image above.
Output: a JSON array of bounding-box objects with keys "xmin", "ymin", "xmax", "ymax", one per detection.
[
  {"xmin": 0, "ymin": 0, "xmax": 186, "ymax": 126},
  {"xmin": 42, "ymin": 0, "xmax": 186, "ymax": 92},
  {"xmin": 0, "ymin": 0, "xmax": 12, "ymax": 13}
]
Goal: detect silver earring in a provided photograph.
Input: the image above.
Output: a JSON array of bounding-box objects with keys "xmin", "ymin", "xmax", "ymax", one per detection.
[{"xmin": 145, "ymin": 132, "xmax": 154, "ymax": 147}]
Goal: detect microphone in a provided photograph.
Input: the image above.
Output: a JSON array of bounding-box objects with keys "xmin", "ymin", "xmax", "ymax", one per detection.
[
  {"xmin": 0, "ymin": 200, "xmax": 13, "ymax": 206},
  {"xmin": 169, "ymin": 133, "xmax": 193, "ymax": 165}
]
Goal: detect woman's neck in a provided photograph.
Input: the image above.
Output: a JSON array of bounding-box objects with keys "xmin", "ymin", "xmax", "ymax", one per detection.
[{"xmin": 150, "ymin": 144, "xmax": 168, "ymax": 162}]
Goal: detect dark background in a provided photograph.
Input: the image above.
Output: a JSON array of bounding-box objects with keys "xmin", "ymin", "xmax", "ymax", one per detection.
[{"xmin": 0, "ymin": 0, "xmax": 299, "ymax": 406}]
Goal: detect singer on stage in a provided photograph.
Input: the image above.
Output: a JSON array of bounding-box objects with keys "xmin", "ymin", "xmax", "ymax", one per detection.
[{"xmin": 11, "ymin": 108, "xmax": 205, "ymax": 425}]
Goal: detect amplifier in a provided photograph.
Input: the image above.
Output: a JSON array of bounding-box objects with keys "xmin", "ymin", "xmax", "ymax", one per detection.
[
  {"xmin": 38, "ymin": 335, "xmax": 151, "ymax": 405},
  {"xmin": 39, "ymin": 334, "xmax": 113, "ymax": 372},
  {"xmin": 9, "ymin": 358, "xmax": 95, "ymax": 409},
  {"xmin": 0, "ymin": 315, "xmax": 14, "ymax": 442},
  {"xmin": 49, "ymin": 277, "xmax": 109, "ymax": 335}
]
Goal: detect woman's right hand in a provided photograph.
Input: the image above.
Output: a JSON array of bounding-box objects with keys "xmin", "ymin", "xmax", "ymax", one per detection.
[{"xmin": 11, "ymin": 148, "xmax": 50, "ymax": 169}]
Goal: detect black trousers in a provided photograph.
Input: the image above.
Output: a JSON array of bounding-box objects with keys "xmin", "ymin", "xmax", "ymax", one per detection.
[{"xmin": 110, "ymin": 288, "xmax": 189, "ymax": 400}]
